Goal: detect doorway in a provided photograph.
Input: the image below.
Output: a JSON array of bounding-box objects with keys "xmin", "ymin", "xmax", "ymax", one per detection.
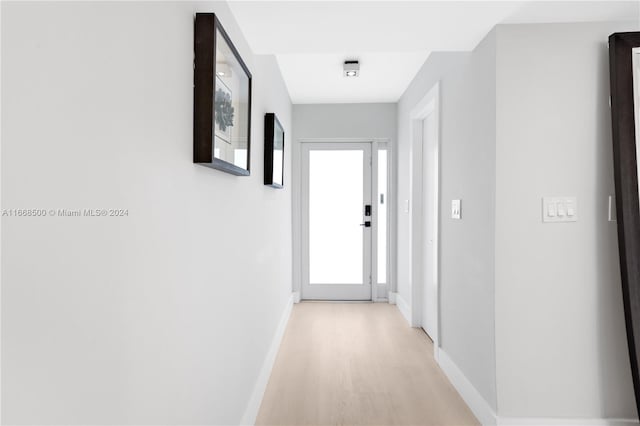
[
  {"xmin": 421, "ymin": 113, "xmax": 438, "ymax": 340},
  {"xmin": 409, "ymin": 82, "xmax": 440, "ymax": 353},
  {"xmin": 301, "ymin": 141, "xmax": 388, "ymax": 301}
]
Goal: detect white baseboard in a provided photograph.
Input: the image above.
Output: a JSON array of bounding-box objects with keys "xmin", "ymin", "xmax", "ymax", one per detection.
[
  {"xmin": 437, "ymin": 349, "xmax": 497, "ymax": 426},
  {"xmin": 395, "ymin": 293, "xmax": 411, "ymax": 325},
  {"xmin": 292, "ymin": 291, "xmax": 301, "ymax": 303},
  {"xmin": 437, "ymin": 349, "xmax": 639, "ymax": 426},
  {"xmin": 497, "ymin": 417, "xmax": 639, "ymax": 426},
  {"xmin": 388, "ymin": 291, "xmax": 397, "ymax": 304},
  {"xmin": 240, "ymin": 293, "xmax": 294, "ymax": 425}
]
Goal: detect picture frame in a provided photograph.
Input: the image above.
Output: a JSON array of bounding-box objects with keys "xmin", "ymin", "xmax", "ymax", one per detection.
[
  {"xmin": 609, "ymin": 31, "xmax": 640, "ymax": 415},
  {"xmin": 264, "ymin": 113, "xmax": 285, "ymax": 188},
  {"xmin": 194, "ymin": 13, "xmax": 252, "ymax": 176}
]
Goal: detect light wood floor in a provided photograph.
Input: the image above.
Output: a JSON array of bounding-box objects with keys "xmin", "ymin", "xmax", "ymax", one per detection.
[{"xmin": 256, "ymin": 302, "xmax": 479, "ymax": 426}]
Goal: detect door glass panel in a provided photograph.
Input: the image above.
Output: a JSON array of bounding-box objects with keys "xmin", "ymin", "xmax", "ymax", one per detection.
[
  {"xmin": 377, "ymin": 149, "xmax": 387, "ymax": 284},
  {"xmin": 309, "ymin": 150, "xmax": 363, "ymax": 284}
]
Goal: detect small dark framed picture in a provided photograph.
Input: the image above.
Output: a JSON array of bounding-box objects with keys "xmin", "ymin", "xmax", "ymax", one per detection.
[
  {"xmin": 194, "ymin": 13, "xmax": 252, "ymax": 176},
  {"xmin": 264, "ymin": 113, "xmax": 284, "ymax": 188}
]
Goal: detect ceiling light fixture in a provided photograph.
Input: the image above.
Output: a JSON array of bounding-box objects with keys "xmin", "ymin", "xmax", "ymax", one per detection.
[{"xmin": 343, "ymin": 60, "xmax": 360, "ymax": 77}]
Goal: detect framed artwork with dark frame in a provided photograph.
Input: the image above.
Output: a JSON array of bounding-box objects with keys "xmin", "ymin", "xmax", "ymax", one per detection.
[
  {"xmin": 264, "ymin": 113, "xmax": 285, "ymax": 188},
  {"xmin": 609, "ymin": 31, "xmax": 640, "ymax": 415},
  {"xmin": 194, "ymin": 13, "xmax": 252, "ymax": 176}
]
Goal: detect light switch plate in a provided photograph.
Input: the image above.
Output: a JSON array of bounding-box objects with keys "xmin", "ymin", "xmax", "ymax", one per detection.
[
  {"xmin": 542, "ymin": 197, "xmax": 577, "ymax": 223},
  {"xmin": 608, "ymin": 195, "xmax": 617, "ymax": 222},
  {"xmin": 451, "ymin": 199, "xmax": 461, "ymax": 219}
]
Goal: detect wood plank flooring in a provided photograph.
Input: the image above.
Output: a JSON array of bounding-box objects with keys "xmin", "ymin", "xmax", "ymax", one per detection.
[{"xmin": 255, "ymin": 302, "xmax": 479, "ymax": 426}]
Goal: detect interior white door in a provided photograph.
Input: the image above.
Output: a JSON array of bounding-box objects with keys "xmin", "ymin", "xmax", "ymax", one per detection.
[
  {"xmin": 421, "ymin": 115, "xmax": 438, "ymax": 339},
  {"xmin": 302, "ymin": 142, "xmax": 372, "ymax": 300}
]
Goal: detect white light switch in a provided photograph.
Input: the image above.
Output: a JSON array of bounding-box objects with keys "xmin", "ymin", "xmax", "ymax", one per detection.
[
  {"xmin": 451, "ymin": 199, "xmax": 461, "ymax": 219},
  {"xmin": 557, "ymin": 202, "xmax": 566, "ymax": 217},
  {"xmin": 403, "ymin": 199, "xmax": 410, "ymax": 213},
  {"xmin": 566, "ymin": 201, "xmax": 575, "ymax": 217},
  {"xmin": 608, "ymin": 196, "xmax": 616, "ymax": 222},
  {"xmin": 542, "ymin": 197, "xmax": 577, "ymax": 223}
]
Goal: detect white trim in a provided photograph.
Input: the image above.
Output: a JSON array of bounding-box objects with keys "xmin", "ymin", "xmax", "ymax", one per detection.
[
  {"xmin": 437, "ymin": 349, "xmax": 639, "ymax": 426},
  {"xmin": 299, "ymin": 137, "xmax": 389, "ymax": 144},
  {"xmin": 408, "ymin": 82, "xmax": 441, "ymax": 347},
  {"xmin": 0, "ymin": 2, "xmax": 3, "ymax": 421},
  {"xmin": 292, "ymin": 136, "xmax": 303, "ymax": 297},
  {"xmin": 240, "ymin": 294, "xmax": 294, "ymax": 426},
  {"xmin": 292, "ymin": 137, "xmax": 396, "ymax": 301},
  {"xmin": 388, "ymin": 135, "xmax": 398, "ymax": 295},
  {"xmin": 437, "ymin": 349, "xmax": 497, "ymax": 426},
  {"xmin": 292, "ymin": 291, "xmax": 301, "ymax": 304},
  {"xmin": 497, "ymin": 418, "xmax": 639, "ymax": 426},
  {"xmin": 395, "ymin": 292, "xmax": 412, "ymax": 325},
  {"xmin": 388, "ymin": 291, "xmax": 397, "ymax": 304}
]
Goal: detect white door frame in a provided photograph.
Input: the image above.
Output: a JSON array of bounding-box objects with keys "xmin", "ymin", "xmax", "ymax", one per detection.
[
  {"xmin": 294, "ymin": 138, "xmax": 392, "ymax": 302},
  {"xmin": 409, "ymin": 82, "xmax": 441, "ymax": 358}
]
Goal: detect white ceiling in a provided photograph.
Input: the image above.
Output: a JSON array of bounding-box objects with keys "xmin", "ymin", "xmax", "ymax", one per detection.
[
  {"xmin": 276, "ymin": 52, "xmax": 432, "ymax": 103},
  {"xmin": 228, "ymin": 1, "xmax": 639, "ymax": 104}
]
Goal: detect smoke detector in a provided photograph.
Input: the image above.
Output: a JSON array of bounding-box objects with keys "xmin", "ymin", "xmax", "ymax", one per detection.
[{"xmin": 343, "ymin": 60, "xmax": 360, "ymax": 77}]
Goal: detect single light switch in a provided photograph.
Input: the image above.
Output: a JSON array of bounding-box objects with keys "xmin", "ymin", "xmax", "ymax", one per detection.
[
  {"xmin": 557, "ymin": 203, "xmax": 566, "ymax": 217},
  {"xmin": 451, "ymin": 199, "xmax": 461, "ymax": 219},
  {"xmin": 566, "ymin": 201, "xmax": 575, "ymax": 217},
  {"xmin": 403, "ymin": 199, "xmax": 410, "ymax": 213}
]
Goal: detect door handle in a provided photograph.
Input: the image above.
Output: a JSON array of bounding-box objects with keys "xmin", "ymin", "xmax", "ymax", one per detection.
[{"xmin": 360, "ymin": 221, "xmax": 371, "ymax": 227}]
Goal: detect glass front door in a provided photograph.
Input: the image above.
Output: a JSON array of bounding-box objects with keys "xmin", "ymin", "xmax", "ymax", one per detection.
[{"xmin": 301, "ymin": 142, "xmax": 374, "ymax": 300}]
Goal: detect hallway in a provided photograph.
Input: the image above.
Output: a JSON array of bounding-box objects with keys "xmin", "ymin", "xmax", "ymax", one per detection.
[
  {"xmin": 3, "ymin": 2, "xmax": 640, "ymax": 424},
  {"xmin": 256, "ymin": 303, "xmax": 478, "ymax": 426}
]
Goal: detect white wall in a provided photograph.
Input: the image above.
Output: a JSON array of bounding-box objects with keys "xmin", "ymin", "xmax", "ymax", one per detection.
[
  {"xmin": 1, "ymin": 2, "xmax": 292, "ymax": 424},
  {"xmin": 291, "ymin": 103, "xmax": 397, "ymax": 299},
  {"xmin": 397, "ymin": 32, "xmax": 498, "ymax": 411},
  {"xmin": 398, "ymin": 19, "xmax": 640, "ymax": 423},
  {"xmin": 292, "ymin": 103, "xmax": 397, "ymax": 141},
  {"xmin": 495, "ymin": 21, "xmax": 637, "ymax": 420}
]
